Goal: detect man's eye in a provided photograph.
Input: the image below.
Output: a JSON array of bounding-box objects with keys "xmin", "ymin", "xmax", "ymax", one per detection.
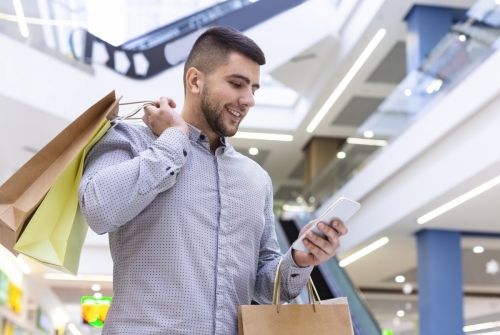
[{"xmin": 231, "ymin": 82, "xmax": 241, "ymax": 88}]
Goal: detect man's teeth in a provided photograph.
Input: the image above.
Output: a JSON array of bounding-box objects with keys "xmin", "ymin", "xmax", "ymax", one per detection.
[{"xmin": 227, "ymin": 108, "xmax": 241, "ymax": 117}]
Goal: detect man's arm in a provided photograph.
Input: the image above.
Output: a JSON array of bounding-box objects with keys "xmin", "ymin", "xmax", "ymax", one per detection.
[
  {"xmin": 252, "ymin": 174, "xmax": 313, "ymax": 304},
  {"xmin": 79, "ymin": 96, "xmax": 190, "ymax": 235}
]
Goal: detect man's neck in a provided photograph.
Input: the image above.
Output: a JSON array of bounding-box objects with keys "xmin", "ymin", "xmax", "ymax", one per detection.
[{"xmin": 181, "ymin": 105, "xmax": 221, "ymax": 154}]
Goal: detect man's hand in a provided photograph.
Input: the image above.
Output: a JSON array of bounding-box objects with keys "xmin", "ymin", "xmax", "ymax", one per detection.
[
  {"xmin": 292, "ymin": 220, "xmax": 348, "ymax": 268},
  {"xmin": 143, "ymin": 96, "xmax": 189, "ymax": 137}
]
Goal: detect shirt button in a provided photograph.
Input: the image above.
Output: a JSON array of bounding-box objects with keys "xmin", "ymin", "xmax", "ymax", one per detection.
[
  {"xmin": 291, "ymin": 274, "xmax": 299, "ymax": 278},
  {"xmin": 199, "ymin": 134, "xmax": 205, "ymax": 140},
  {"xmin": 183, "ymin": 149, "xmax": 187, "ymax": 157},
  {"xmin": 170, "ymin": 171, "xmax": 175, "ymax": 176}
]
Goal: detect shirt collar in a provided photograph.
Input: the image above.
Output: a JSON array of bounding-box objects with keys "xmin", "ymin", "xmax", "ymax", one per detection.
[{"xmin": 186, "ymin": 123, "xmax": 227, "ymax": 148}]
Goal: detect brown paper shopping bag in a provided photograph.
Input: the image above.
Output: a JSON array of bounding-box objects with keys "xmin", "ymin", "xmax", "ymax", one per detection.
[
  {"xmin": 238, "ymin": 261, "xmax": 354, "ymax": 335},
  {"xmin": 0, "ymin": 91, "xmax": 120, "ymax": 255}
]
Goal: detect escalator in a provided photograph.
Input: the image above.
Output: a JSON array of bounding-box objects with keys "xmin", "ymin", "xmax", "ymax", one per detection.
[
  {"xmin": 80, "ymin": 0, "xmax": 307, "ymax": 79},
  {"xmin": 276, "ymin": 215, "xmax": 381, "ymax": 335}
]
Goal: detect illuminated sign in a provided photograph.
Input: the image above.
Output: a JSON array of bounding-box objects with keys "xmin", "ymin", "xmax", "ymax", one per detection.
[
  {"xmin": 9, "ymin": 283, "xmax": 22, "ymax": 313},
  {"xmin": 81, "ymin": 296, "xmax": 112, "ymax": 328}
]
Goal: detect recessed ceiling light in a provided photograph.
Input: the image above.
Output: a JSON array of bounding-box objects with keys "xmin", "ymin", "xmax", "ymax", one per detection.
[
  {"xmin": 94, "ymin": 292, "xmax": 103, "ymax": 299},
  {"xmin": 396, "ymin": 310, "xmax": 405, "ymax": 317},
  {"xmin": 307, "ymin": 29, "xmax": 386, "ymax": 133},
  {"xmin": 337, "ymin": 152, "xmax": 346, "ymax": 159},
  {"xmin": 402, "ymin": 283, "xmax": 413, "ymax": 295},
  {"xmin": 248, "ymin": 147, "xmax": 259, "ymax": 155},
  {"xmin": 473, "ymin": 246, "xmax": 484, "ymax": 253},
  {"xmin": 404, "ymin": 89, "xmax": 412, "ymax": 96},
  {"xmin": 309, "ymin": 197, "xmax": 315, "ymax": 203},
  {"xmin": 395, "ymin": 275, "xmax": 405, "ymax": 283},
  {"xmin": 347, "ymin": 138, "xmax": 387, "ymax": 146},
  {"xmin": 92, "ymin": 284, "xmax": 101, "ymax": 291},
  {"xmin": 339, "ymin": 237, "xmax": 389, "ymax": 267},
  {"xmin": 459, "ymin": 34, "xmax": 467, "ymax": 42},
  {"xmin": 417, "ymin": 174, "xmax": 500, "ymax": 224},
  {"xmin": 363, "ymin": 130, "xmax": 374, "ymax": 138}
]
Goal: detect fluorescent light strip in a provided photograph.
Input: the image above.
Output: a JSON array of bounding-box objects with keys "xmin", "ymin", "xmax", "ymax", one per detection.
[
  {"xmin": 12, "ymin": 0, "xmax": 29, "ymax": 37},
  {"xmin": 464, "ymin": 321, "xmax": 500, "ymax": 332},
  {"xmin": 339, "ymin": 237, "xmax": 389, "ymax": 267},
  {"xmin": 418, "ymin": 174, "xmax": 500, "ymax": 224},
  {"xmin": 0, "ymin": 12, "xmax": 87, "ymax": 27},
  {"xmin": 346, "ymin": 137, "xmax": 388, "ymax": 146},
  {"xmin": 44, "ymin": 273, "xmax": 113, "ymax": 282},
  {"xmin": 307, "ymin": 29, "xmax": 386, "ymax": 133},
  {"xmin": 233, "ymin": 132, "xmax": 293, "ymax": 141}
]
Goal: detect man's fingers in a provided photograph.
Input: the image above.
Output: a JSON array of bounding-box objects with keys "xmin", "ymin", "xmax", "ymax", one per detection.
[
  {"xmin": 304, "ymin": 237, "xmax": 328, "ymax": 261},
  {"xmin": 330, "ymin": 220, "xmax": 348, "ymax": 236},
  {"xmin": 307, "ymin": 230, "xmax": 335, "ymax": 255},
  {"xmin": 144, "ymin": 105, "xmax": 156, "ymax": 116},
  {"xmin": 159, "ymin": 96, "xmax": 176, "ymax": 109}
]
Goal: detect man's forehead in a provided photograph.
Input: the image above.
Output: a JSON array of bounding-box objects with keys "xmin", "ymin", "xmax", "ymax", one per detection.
[{"xmin": 220, "ymin": 52, "xmax": 260, "ymax": 78}]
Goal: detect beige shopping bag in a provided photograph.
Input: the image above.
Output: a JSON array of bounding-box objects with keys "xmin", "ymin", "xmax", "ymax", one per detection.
[
  {"xmin": 238, "ymin": 261, "xmax": 354, "ymax": 335},
  {"xmin": 0, "ymin": 91, "xmax": 120, "ymax": 255}
]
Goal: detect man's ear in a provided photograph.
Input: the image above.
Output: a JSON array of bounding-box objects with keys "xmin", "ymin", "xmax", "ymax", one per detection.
[{"xmin": 186, "ymin": 67, "xmax": 203, "ymax": 96}]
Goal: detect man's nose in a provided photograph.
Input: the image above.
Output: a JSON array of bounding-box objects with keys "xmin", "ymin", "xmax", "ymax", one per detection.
[{"xmin": 239, "ymin": 90, "xmax": 255, "ymax": 108}]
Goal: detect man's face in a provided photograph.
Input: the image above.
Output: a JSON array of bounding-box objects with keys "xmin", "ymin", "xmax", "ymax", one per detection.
[{"xmin": 200, "ymin": 52, "xmax": 260, "ymax": 137}]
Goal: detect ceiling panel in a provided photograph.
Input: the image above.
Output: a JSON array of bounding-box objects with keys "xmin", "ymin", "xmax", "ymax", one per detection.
[
  {"xmin": 367, "ymin": 41, "xmax": 407, "ymax": 84},
  {"xmin": 289, "ymin": 160, "xmax": 304, "ymax": 180},
  {"xmin": 236, "ymin": 148, "xmax": 270, "ymax": 166},
  {"xmin": 331, "ymin": 96, "xmax": 384, "ymax": 127},
  {"xmin": 274, "ymin": 185, "xmax": 303, "ymax": 200}
]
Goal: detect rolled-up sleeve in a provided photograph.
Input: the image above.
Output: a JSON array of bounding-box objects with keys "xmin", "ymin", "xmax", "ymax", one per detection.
[
  {"xmin": 253, "ymin": 174, "xmax": 313, "ymax": 304},
  {"xmin": 78, "ymin": 124, "xmax": 190, "ymax": 234}
]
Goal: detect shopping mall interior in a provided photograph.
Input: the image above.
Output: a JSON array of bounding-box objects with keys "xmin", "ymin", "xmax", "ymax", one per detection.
[{"xmin": 1, "ymin": 0, "xmax": 500, "ymax": 334}]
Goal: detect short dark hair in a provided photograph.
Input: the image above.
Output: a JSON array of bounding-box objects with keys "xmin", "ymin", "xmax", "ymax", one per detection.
[{"xmin": 183, "ymin": 26, "xmax": 266, "ymax": 91}]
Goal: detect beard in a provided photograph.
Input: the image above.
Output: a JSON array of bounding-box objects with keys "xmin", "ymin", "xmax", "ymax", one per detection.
[{"xmin": 200, "ymin": 85, "xmax": 239, "ymax": 137}]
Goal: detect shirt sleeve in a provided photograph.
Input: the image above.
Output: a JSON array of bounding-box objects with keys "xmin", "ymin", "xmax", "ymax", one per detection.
[
  {"xmin": 252, "ymin": 173, "xmax": 313, "ymax": 304},
  {"xmin": 78, "ymin": 124, "xmax": 191, "ymax": 235}
]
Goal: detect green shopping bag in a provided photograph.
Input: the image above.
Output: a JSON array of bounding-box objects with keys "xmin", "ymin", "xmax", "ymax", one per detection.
[{"xmin": 14, "ymin": 120, "xmax": 110, "ymax": 275}]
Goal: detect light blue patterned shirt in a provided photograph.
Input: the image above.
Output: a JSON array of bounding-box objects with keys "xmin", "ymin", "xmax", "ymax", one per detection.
[{"xmin": 78, "ymin": 122, "xmax": 313, "ymax": 335}]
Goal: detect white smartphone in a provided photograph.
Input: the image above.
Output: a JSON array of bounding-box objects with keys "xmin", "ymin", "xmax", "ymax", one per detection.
[{"xmin": 291, "ymin": 197, "xmax": 360, "ymax": 253}]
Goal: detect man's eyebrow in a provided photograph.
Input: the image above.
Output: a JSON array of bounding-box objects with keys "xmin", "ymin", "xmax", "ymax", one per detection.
[{"xmin": 228, "ymin": 74, "xmax": 260, "ymax": 89}]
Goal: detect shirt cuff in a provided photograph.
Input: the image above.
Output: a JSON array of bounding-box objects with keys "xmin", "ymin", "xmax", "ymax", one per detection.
[
  {"xmin": 155, "ymin": 127, "xmax": 191, "ymax": 165},
  {"xmin": 280, "ymin": 248, "xmax": 313, "ymax": 280}
]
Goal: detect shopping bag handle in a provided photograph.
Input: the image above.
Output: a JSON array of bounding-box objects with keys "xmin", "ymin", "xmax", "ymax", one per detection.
[
  {"xmin": 107, "ymin": 100, "xmax": 157, "ymax": 129},
  {"xmin": 272, "ymin": 259, "xmax": 322, "ymax": 313}
]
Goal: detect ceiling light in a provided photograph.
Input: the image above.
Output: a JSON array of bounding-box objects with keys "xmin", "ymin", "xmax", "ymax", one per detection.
[
  {"xmin": 496, "ymin": 0, "xmax": 500, "ymax": 5},
  {"xmin": 309, "ymin": 197, "xmax": 315, "ymax": 203},
  {"xmin": 307, "ymin": 29, "xmax": 386, "ymax": 133},
  {"xmin": 91, "ymin": 284, "xmax": 101, "ymax": 291},
  {"xmin": 233, "ymin": 132, "xmax": 293, "ymax": 141},
  {"xmin": 404, "ymin": 89, "xmax": 412, "ymax": 97},
  {"xmin": 94, "ymin": 292, "xmax": 103, "ymax": 299},
  {"xmin": 363, "ymin": 130, "xmax": 374, "ymax": 138},
  {"xmin": 463, "ymin": 320, "xmax": 500, "ymax": 332},
  {"xmin": 473, "ymin": 246, "xmax": 485, "ymax": 253},
  {"xmin": 402, "ymin": 283, "xmax": 413, "ymax": 295},
  {"xmin": 417, "ymin": 174, "xmax": 500, "ymax": 224},
  {"xmin": 396, "ymin": 310, "xmax": 405, "ymax": 317},
  {"xmin": 339, "ymin": 237, "xmax": 389, "ymax": 267},
  {"xmin": 44, "ymin": 273, "xmax": 113, "ymax": 282},
  {"xmin": 337, "ymin": 152, "xmax": 346, "ymax": 159},
  {"xmin": 248, "ymin": 147, "xmax": 259, "ymax": 155},
  {"xmin": 68, "ymin": 323, "xmax": 83, "ymax": 335},
  {"xmin": 0, "ymin": 12, "xmax": 87, "ymax": 27},
  {"xmin": 459, "ymin": 34, "xmax": 467, "ymax": 42},
  {"xmin": 486, "ymin": 259, "xmax": 500, "ymax": 275},
  {"xmin": 56, "ymin": 307, "xmax": 69, "ymax": 323},
  {"xmin": 395, "ymin": 275, "xmax": 405, "ymax": 283},
  {"xmin": 12, "ymin": 0, "xmax": 29, "ymax": 37},
  {"xmin": 347, "ymin": 138, "xmax": 388, "ymax": 146},
  {"xmin": 426, "ymin": 79, "xmax": 443, "ymax": 94}
]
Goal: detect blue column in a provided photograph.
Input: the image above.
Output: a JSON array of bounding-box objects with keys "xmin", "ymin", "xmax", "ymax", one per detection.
[
  {"xmin": 405, "ymin": 6, "xmax": 453, "ymax": 72},
  {"xmin": 416, "ymin": 230, "xmax": 464, "ymax": 335}
]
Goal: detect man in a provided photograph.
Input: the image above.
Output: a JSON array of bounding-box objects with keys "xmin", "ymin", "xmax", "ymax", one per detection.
[{"xmin": 79, "ymin": 26, "xmax": 348, "ymax": 335}]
